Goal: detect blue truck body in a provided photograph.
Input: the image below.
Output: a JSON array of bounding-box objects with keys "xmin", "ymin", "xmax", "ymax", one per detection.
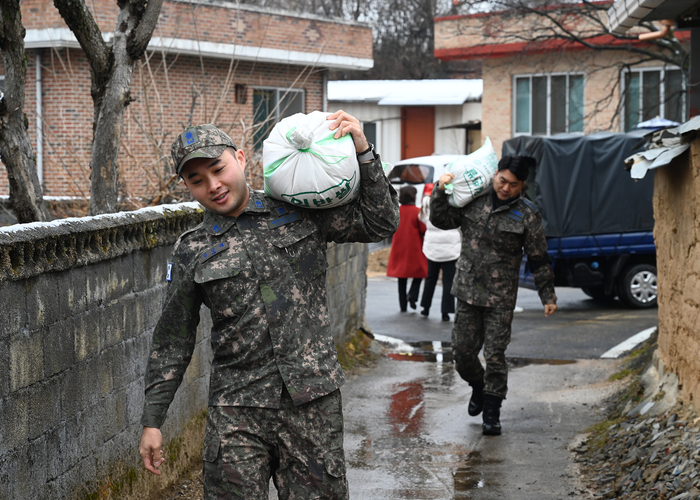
[{"xmin": 504, "ymin": 132, "xmax": 657, "ymax": 307}]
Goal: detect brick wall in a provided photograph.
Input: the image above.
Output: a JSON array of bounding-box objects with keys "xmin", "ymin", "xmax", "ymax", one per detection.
[
  {"xmin": 19, "ymin": 0, "xmax": 373, "ymax": 60},
  {"xmin": 0, "ymin": 202, "xmax": 370, "ymax": 499},
  {"xmin": 0, "ymin": 50, "xmax": 324, "ymax": 198},
  {"xmin": 0, "ymin": 0, "xmax": 372, "ymax": 200},
  {"xmin": 480, "ymin": 51, "xmax": 680, "ymax": 156}
]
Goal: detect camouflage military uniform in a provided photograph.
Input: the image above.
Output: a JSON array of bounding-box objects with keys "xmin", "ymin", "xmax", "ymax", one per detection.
[
  {"xmin": 141, "ymin": 156, "xmax": 399, "ymax": 499},
  {"xmin": 430, "ymin": 188, "xmax": 556, "ymax": 398}
]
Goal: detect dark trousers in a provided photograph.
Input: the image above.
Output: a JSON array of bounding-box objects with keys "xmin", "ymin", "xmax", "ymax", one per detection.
[
  {"xmin": 397, "ymin": 278, "xmax": 422, "ymax": 311},
  {"xmin": 452, "ymin": 300, "xmax": 514, "ymax": 398},
  {"xmin": 202, "ymin": 389, "xmax": 348, "ymax": 500},
  {"xmin": 420, "ymin": 259, "xmax": 456, "ymax": 314}
]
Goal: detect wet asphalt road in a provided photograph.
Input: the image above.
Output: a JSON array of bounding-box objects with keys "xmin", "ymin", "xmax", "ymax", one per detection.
[
  {"xmin": 334, "ymin": 277, "xmax": 659, "ymax": 499},
  {"xmin": 365, "ymin": 276, "xmax": 659, "ymax": 360}
]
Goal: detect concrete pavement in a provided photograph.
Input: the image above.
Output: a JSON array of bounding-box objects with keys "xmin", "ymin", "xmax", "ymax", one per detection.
[{"xmin": 336, "ymin": 276, "xmax": 625, "ymax": 499}]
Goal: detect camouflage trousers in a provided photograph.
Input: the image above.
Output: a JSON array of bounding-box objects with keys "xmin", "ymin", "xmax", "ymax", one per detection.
[
  {"xmin": 202, "ymin": 388, "xmax": 348, "ymax": 500},
  {"xmin": 452, "ymin": 300, "xmax": 514, "ymax": 399}
]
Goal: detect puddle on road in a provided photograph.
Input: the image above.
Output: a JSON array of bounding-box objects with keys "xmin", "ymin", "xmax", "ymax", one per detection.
[
  {"xmin": 377, "ymin": 335, "xmax": 576, "ymax": 367},
  {"xmin": 453, "ymin": 451, "xmax": 503, "ymax": 497},
  {"xmin": 387, "ymin": 351, "xmax": 454, "ymax": 363},
  {"xmin": 507, "ymin": 357, "xmax": 576, "ymax": 368}
]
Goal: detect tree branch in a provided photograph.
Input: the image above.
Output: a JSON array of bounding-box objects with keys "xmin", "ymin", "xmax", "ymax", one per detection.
[
  {"xmin": 53, "ymin": 0, "xmax": 111, "ymax": 78},
  {"xmin": 127, "ymin": 0, "xmax": 164, "ymax": 60}
]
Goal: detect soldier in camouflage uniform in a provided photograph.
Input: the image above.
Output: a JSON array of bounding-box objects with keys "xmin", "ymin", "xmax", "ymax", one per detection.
[
  {"xmin": 430, "ymin": 155, "xmax": 557, "ymax": 436},
  {"xmin": 137, "ymin": 111, "xmax": 399, "ymax": 499}
]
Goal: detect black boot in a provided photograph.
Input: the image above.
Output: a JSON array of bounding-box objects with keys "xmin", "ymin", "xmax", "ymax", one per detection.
[
  {"xmin": 468, "ymin": 380, "xmax": 485, "ymax": 417},
  {"xmin": 482, "ymin": 394, "xmax": 502, "ymax": 436}
]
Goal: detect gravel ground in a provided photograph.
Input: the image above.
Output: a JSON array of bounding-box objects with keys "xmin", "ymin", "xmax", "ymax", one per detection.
[{"xmin": 574, "ymin": 402, "xmax": 700, "ymax": 499}]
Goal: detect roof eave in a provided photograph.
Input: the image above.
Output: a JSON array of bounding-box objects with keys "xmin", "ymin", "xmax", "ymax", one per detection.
[{"xmin": 24, "ymin": 28, "xmax": 374, "ymax": 71}]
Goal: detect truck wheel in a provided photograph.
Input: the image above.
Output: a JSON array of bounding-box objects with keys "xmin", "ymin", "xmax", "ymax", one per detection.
[{"xmin": 618, "ymin": 264, "xmax": 657, "ymax": 309}]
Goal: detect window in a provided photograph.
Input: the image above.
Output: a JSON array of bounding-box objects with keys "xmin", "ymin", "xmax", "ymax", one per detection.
[
  {"xmin": 362, "ymin": 121, "xmax": 377, "ymax": 148},
  {"xmin": 514, "ymin": 73, "xmax": 584, "ymax": 136},
  {"xmin": 623, "ymin": 68, "xmax": 685, "ymax": 131},
  {"xmin": 253, "ymin": 88, "xmax": 305, "ymax": 149}
]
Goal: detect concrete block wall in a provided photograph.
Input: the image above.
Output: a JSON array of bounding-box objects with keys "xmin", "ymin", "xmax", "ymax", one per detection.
[
  {"xmin": 653, "ymin": 138, "xmax": 700, "ymax": 408},
  {"xmin": 326, "ymin": 242, "xmax": 369, "ymax": 344},
  {"xmin": 0, "ymin": 202, "xmax": 369, "ymax": 500}
]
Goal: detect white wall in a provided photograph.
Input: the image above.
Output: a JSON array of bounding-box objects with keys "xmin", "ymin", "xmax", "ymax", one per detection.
[
  {"xmin": 328, "ymin": 100, "xmax": 482, "ymax": 164},
  {"xmin": 326, "ymin": 102, "xmax": 403, "ymax": 164}
]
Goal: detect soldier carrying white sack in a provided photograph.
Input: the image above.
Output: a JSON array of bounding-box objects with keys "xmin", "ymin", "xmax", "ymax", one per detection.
[
  {"xmin": 138, "ymin": 111, "xmax": 399, "ymax": 499},
  {"xmin": 430, "ymin": 155, "xmax": 557, "ymax": 436}
]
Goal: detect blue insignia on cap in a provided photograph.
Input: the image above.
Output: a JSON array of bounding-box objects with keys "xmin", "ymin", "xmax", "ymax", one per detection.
[
  {"xmin": 255, "ymin": 200, "xmax": 264, "ymax": 208},
  {"xmin": 185, "ymin": 131, "xmax": 196, "ymax": 145}
]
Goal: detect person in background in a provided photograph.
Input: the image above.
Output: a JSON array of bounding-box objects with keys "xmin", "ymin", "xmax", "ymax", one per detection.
[
  {"xmin": 386, "ymin": 186, "xmax": 427, "ymax": 312},
  {"xmin": 419, "ymin": 184, "xmax": 461, "ymax": 321}
]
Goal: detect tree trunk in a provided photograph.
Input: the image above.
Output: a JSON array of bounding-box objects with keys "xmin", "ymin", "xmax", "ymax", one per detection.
[
  {"xmin": 0, "ymin": 0, "xmax": 51, "ymax": 223},
  {"xmin": 54, "ymin": 0, "xmax": 163, "ymax": 215}
]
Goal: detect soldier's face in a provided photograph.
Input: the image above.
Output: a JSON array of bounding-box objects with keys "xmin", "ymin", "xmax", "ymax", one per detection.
[
  {"xmin": 493, "ymin": 168, "xmax": 523, "ymax": 200},
  {"xmin": 181, "ymin": 149, "xmax": 249, "ymax": 217}
]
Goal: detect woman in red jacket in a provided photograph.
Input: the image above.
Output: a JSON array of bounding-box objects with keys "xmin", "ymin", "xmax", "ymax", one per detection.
[{"xmin": 386, "ymin": 186, "xmax": 428, "ymax": 311}]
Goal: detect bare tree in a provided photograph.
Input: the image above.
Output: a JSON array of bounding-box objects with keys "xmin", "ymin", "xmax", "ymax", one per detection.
[
  {"xmin": 243, "ymin": 0, "xmax": 479, "ymax": 80},
  {"xmin": 446, "ymin": 0, "xmax": 688, "ymax": 125},
  {"xmin": 0, "ymin": 0, "xmax": 51, "ymax": 223},
  {"xmin": 53, "ymin": 0, "xmax": 163, "ymax": 215},
  {"xmin": 451, "ymin": 0, "xmax": 687, "ymax": 67}
]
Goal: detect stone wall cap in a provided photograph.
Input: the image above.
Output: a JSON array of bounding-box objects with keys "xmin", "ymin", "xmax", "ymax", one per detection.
[{"xmin": 0, "ymin": 202, "xmax": 202, "ymax": 244}]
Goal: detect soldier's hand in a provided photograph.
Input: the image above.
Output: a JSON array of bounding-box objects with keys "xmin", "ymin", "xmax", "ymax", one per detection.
[
  {"xmin": 544, "ymin": 304, "xmax": 557, "ymax": 317},
  {"xmin": 327, "ymin": 110, "xmax": 369, "ymax": 153},
  {"xmin": 438, "ymin": 173, "xmax": 455, "ymax": 190},
  {"xmin": 139, "ymin": 426, "xmax": 165, "ymax": 475}
]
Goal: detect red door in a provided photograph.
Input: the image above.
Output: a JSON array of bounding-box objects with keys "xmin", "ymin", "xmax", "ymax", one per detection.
[{"xmin": 401, "ymin": 107, "xmax": 435, "ymax": 160}]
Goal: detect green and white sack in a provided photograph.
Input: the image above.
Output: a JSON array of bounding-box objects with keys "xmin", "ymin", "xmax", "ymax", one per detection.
[
  {"xmin": 444, "ymin": 137, "xmax": 498, "ymax": 208},
  {"xmin": 263, "ymin": 111, "xmax": 360, "ymax": 209}
]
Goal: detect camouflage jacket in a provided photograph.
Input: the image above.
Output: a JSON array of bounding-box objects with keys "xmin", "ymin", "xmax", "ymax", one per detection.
[
  {"xmin": 430, "ymin": 188, "xmax": 556, "ymax": 310},
  {"xmin": 141, "ymin": 158, "xmax": 399, "ymax": 428}
]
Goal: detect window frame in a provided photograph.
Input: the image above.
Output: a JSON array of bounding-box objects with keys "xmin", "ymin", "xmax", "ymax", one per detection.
[
  {"xmin": 512, "ymin": 72, "xmax": 586, "ymax": 137},
  {"xmin": 252, "ymin": 86, "xmax": 306, "ymax": 149},
  {"xmin": 620, "ymin": 66, "xmax": 686, "ymax": 131},
  {"xmin": 362, "ymin": 121, "xmax": 380, "ymax": 152}
]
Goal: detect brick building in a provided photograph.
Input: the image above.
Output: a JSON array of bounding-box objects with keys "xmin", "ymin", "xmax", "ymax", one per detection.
[
  {"xmin": 0, "ymin": 0, "xmax": 373, "ymax": 202},
  {"xmin": 433, "ymin": 4, "xmax": 690, "ymax": 156}
]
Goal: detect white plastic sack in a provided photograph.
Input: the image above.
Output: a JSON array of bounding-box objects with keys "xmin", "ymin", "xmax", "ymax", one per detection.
[
  {"xmin": 444, "ymin": 137, "xmax": 498, "ymax": 207},
  {"xmin": 263, "ymin": 111, "xmax": 360, "ymax": 209}
]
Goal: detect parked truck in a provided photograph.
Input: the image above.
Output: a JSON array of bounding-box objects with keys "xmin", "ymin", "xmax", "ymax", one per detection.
[{"xmin": 503, "ymin": 131, "xmax": 657, "ymax": 308}]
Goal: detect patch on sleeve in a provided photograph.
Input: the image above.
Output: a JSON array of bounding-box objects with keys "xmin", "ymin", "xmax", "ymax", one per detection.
[
  {"xmin": 166, "ymin": 263, "xmax": 173, "ymax": 282},
  {"xmin": 199, "ymin": 241, "xmax": 230, "ymax": 264},
  {"xmin": 267, "ymin": 211, "xmax": 301, "ymax": 229}
]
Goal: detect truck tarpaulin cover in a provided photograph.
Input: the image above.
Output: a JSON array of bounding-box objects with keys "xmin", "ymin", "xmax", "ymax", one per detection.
[{"xmin": 502, "ymin": 131, "xmax": 654, "ymax": 238}]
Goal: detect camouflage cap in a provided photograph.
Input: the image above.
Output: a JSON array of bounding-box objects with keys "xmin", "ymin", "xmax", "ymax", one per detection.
[{"xmin": 171, "ymin": 124, "xmax": 237, "ymax": 175}]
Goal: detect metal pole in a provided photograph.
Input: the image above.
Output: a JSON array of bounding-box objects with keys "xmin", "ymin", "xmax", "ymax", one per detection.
[{"xmin": 36, "ymin": 50, "xmax": 43, "ymax": 185}]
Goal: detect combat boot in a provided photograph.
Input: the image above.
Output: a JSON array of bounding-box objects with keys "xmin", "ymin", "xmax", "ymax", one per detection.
[
  {"xmin": 468, "ymin": 380, "xmax": 485, "ymax": 417},
  {"xmin": 482, "ymin": 394, "xmax": 502, "ymax": 436}
]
